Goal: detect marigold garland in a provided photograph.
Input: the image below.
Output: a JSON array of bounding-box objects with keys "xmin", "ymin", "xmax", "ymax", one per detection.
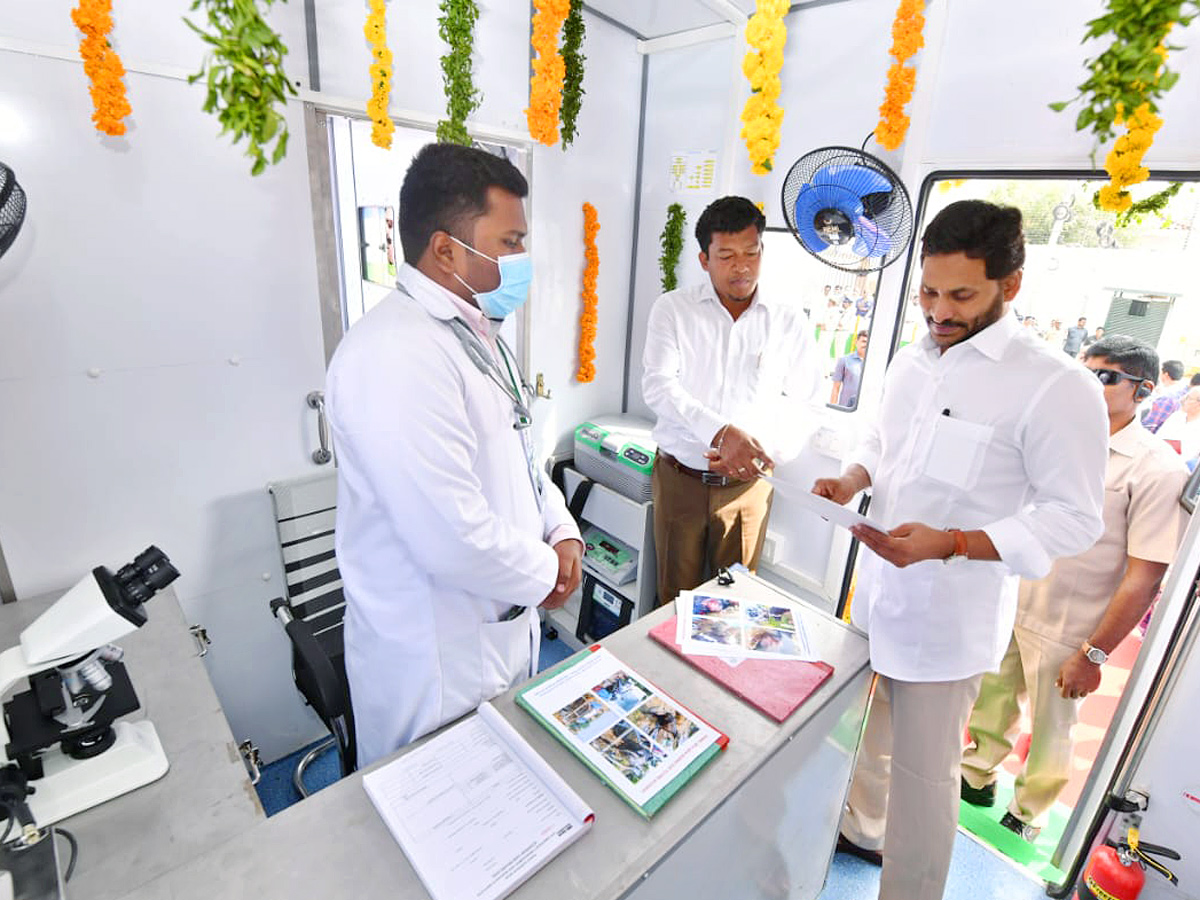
[
  {"xmin": 1052, "ymin": 4, "xmax": 1195, "ymax": 215},
  {"xmin": 874, "ymin": 0, "xmax": 925, "ymax": 151},
  {"xmin": 71, "ymin": 0, "xmax": 132, "ymax": 136},
  {"xmin": 576, "ymin": 202, "xmax": 600, "ymax": 383},
  {"xmin": 526, "ymin": 0, "xmax": 571, "ymax": 146},
  {"xmin": 364, "ymin": 0, "xmax": 394, "ymax": 149},
  {"xmin": 1096, "ymin": 36, "xmax": 1169, "ymax": 213},
  {"xmin": 739, "ymin": 0, "xmax": 789, "ymax": 175}
]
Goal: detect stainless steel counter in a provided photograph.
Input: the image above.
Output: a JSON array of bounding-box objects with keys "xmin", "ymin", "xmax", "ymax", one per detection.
[
  {"xmin": 0, "ymin": 588, "xmax": 264, "ymax": 899},
  {"xmin": 113, "ymin": 573, "xmax": 871, "ymax": 900}
]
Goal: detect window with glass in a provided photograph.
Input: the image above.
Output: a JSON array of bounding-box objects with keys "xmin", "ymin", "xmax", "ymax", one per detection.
[
  {"xmin": 892, "ymin": 175, "xmax": 1200, "ymax": 369},
  {"xmin": 760, "ymin": 228, "xmax": 882, "ymax": 411}
]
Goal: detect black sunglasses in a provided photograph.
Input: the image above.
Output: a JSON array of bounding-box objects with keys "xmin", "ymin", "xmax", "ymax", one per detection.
[{"xmin": 1093, "ymin": 368, "xmax": 1145, "ymax": 387}]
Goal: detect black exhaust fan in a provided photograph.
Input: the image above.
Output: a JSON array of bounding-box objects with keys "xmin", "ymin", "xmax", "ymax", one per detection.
[{"xmin": 0, "ymin": 162, "xmax": 28, "ymax": 258}]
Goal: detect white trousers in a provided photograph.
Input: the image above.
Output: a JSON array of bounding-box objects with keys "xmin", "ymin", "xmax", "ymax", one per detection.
[{"xmin": 841, "ymin": 673, "xmax": 983, "ymax": 900}]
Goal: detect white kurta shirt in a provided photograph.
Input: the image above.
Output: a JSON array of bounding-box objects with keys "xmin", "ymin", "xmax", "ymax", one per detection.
[
  {"xmin": 847, "ymin": 312, "xmax": 1109, "ymax": 682},
  {"xmin": 641, "ymin": 281, "xmax": 824, "ymax": 469},
  {"xmin": 326, "ymin": 264, "xmax": 579, "ymax": 767}
]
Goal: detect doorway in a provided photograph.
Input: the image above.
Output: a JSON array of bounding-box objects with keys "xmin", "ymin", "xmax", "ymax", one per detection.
[{"xmin": 880, "ymin": 171, "xmax": 1200, "ymax": 889}]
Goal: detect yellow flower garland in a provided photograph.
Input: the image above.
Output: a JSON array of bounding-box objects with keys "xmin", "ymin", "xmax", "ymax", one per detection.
[
  {"xmin": 526, "ymin": 0, "xmax": 571, "ymax": 146},
  {"xmin": 739, "ymin": 0, "xmax": 788, "ymax": 175},
  {"xmin": 364, "ymin": 0, "xmax": 394, "ymax": 149},
  {"xmin": 1097, "ymin": 102, "xmax": 1163, "ymax": 213},
  {"xmin": 1097, "ymin": 40, "xmax": 1168, "ymax": 213},
  {"xmin": 576, "ymin": 202, "xmax": 600, "ymax": 383},
  {"xmin": 875, "ymin": 0, "xmax": 925, "ymax": 151},
  {"xmin": 71, "ymin": 0, "xmax": 132, "ymax": 136}
]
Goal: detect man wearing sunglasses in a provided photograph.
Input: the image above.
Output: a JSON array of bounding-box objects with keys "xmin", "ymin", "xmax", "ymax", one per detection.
[{"xmin": 962, "ymin": 335, "xmax": 1189, "ymax": 841}]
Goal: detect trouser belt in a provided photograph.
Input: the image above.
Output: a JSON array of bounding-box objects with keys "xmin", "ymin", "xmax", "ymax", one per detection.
[{"xmin": 659, "ymin": 451, "xmax": 732, "ymax": 487}]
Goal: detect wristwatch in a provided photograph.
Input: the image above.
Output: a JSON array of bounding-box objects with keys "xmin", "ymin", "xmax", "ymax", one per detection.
[
  {"xmin": 1082, "ymin": 640, "xmax": 1109, "ymax": 665},
  {"xmin": 944, "ymin": 528, "xmax": 969, "ymax": 565}
]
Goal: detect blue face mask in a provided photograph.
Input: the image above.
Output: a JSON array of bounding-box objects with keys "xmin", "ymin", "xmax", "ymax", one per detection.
[{"xmin": 450, "ymin": 237, "xmax": 533, "ymax": 320}]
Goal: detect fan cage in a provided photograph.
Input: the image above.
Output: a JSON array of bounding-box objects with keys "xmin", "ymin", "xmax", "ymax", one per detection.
[
  {"xmin": 780, "ymin": 146, "xmax": 913, "ymax": 274},
  {"xmin": 0, "ymin": 163, "xmax": 28, "ymax": 258}
]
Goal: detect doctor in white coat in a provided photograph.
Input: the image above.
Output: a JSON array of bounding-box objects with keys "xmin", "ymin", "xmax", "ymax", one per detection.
[{"xmin": 326, "ymin": 143, "xmax": 582, "ymax": 768}]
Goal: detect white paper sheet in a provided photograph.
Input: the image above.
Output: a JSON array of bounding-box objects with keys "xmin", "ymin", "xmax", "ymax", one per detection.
[
  {"xmin": 675, "ymin": 590, "xmax": 815, "ymax": 662},
  {"xmin": 763, "ymin": 475, "xmax": 888, "ymax": 533},
  {"xmin": 362, "ymin": 703, "xmax": 593, "ymax": 900}
]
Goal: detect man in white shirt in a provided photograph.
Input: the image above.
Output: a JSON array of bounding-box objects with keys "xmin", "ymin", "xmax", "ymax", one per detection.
[
  {"xmin": 1155, "ymin": 386, "xmax": 1200, "ymax": 459},
  {"xmin": 326, "ymin": 143, "xmax": 583, "ymax": 767},
  {"xmin": 814, "ymin": 200, "xmax": 1108, "ymax": 900},
  {"xmin": 642, "ymin": 196, "xmax": 823, "ymax": 606},
  {"xmin": 962, "ymin": 335, "xmax": 1188, "ymax": 841}
]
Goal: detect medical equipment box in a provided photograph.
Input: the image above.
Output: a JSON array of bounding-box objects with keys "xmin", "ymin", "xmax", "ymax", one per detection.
[
  {"xmin": 580, "ymin": 523, "xmax": 638, "ymax": 586},
  {"xmin": 573, "ymin": 415, "xmax": 657, "ymax": 503}
]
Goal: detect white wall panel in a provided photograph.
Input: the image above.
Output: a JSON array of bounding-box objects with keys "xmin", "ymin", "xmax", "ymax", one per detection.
[
  {"xmin": 0, "ymin": 4, "xmax": 327, "ymax": 761},
  {"xmin": 527, "ymin": 13, "xmax": 643, "ymax": 456}
]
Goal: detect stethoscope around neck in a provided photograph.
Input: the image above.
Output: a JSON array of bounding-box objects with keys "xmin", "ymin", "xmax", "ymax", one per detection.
[
  {"xmin": 394, "ymin": 280, "xmax": 534, "ymax": 430},
  {"xmin": 444, "ymin": 317, "xmax": 534, "ymax": 430}
]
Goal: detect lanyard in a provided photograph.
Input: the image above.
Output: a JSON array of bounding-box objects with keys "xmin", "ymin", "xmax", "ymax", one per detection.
[{"xmin": 396, "ymin": 281, "xmax": 545, "ymax": 509}]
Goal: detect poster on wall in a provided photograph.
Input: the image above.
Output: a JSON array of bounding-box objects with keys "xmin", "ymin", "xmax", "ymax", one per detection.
[
  {"xmin": 669, "ymin": 150, "xmax": 717, "ymax": 194},
  {"xmin": 358, "ymin": 205, "xmax": 396, "ymax": 286}
]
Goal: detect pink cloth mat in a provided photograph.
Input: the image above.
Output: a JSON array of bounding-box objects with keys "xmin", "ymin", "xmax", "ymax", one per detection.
[{"xmin": 649, "ymin": 616, "xmax": 834, "ymax": 722}]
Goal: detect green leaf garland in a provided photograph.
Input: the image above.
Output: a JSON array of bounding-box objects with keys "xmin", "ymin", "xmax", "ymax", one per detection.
[
  {"xmin": 559, "ymin": 0, "xmax": 586, "ymax": 148},
  {"xmin": 659, "ymin": 203, "xmax": 686, "ymax": 293},
  {"xmin": 1110, "ymin": 180, "xmax": 1183, "ymax": 228},
  {"xmin": 1051, "ymin": 0, "xmax": 1197, "ymax": 147},
  {"xmin": 184, "ymin": 0, "xmax": 297, "ymax": 176},
  {"xmin": 437, "ymin": 0, "xmax": 482, "ymax": 146}
]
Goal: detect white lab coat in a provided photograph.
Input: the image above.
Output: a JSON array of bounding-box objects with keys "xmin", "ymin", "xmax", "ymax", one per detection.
[{"xmin": 325, "ymin": 265, "xmax": 579, "ymax": 768}]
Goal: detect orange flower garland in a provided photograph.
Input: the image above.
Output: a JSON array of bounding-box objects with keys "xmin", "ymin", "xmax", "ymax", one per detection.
[
  {"xmin": 526, "ymin": 0, "xmax": 571, "ymax": 146},
  {"xmin": 875, "ymin": 0, "xmax": 925, "ymax": 151},
  {"xmin": 364, "ymin": 0, "xmax": 394, "ymax": 149},
  {"xmin": 576, "ymin": 202, "xmax": 600, "ymax": 383},
  {"xmin": 71, "ymin": 0, "xmax": 132, "ymax": 136}
]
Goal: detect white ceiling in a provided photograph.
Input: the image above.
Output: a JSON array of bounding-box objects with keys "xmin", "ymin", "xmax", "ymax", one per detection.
[{"xmin": 584, "ymin": 0, "xmax": 757, "ymax": 40}]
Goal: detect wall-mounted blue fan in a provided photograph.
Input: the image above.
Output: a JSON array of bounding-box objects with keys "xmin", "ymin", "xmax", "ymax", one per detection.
[{"xmin": 781, "ymin": 147, "xmax": 912, "ymax": 273}]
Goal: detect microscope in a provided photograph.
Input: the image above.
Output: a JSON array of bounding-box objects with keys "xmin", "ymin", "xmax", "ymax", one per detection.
[{"xmin": 1, "ymin": 547, "xmax": 179, "ymax": 836}]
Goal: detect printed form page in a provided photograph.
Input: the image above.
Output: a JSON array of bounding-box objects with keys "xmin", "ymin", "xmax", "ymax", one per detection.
[{"xmin": 363, "ymin": 709, "xmax": 591, "ymax": 900}]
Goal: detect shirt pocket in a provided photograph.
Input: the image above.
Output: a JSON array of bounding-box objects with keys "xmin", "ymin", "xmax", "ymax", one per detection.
[{"xmin": 922, "ymin": 415, "xmax": 994, "ymax": 493}]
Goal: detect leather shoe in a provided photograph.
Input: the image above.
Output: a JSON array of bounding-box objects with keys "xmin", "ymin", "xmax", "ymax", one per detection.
[
  {"xmin": 961, "ymin": 776, "xmax": 996, "ymax": 807},
  {"xmin": 1000, "ymin": 811, "xmax": 1040, "ymax": 842},
  {"xmin": 835, "ymin": 833, "xmax": 883, "ymax": 867}
]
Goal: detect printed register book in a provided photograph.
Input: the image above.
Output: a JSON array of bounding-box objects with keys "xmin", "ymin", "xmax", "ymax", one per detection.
[
  {"xmin": 515, "ymin": 645, "xmax": 728, "ymax": 818},
  {"xmin": 362, "ymin": 702, "xmax": 594, "ymax": 900}
]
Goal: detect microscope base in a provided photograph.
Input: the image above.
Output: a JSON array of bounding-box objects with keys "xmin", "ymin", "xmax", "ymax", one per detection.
[{"xmin": 24, "ymin": 720, "xmax": 169, "ymax": 828}]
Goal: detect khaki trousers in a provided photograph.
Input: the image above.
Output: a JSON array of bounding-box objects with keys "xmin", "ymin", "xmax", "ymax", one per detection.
[
  {"xmin": 961, "ymin": 626, "xmax": 1079, "ymax": 827},
  {"xmin": 650, "ymin": 456, "xmax": 773, "ymax": 607},
  {"xmin": 841, "ymin": 674, "xmax": 983, "ymax": 900}
]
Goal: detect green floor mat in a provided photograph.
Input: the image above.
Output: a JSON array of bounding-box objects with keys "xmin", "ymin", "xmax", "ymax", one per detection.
[{"xmin": 958, "ymin": 775, "xmax": 1071, "ymax": 885}]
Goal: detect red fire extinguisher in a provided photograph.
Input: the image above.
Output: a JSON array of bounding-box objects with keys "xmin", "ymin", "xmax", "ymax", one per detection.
[{"xmin": 1077, "ymin": 828, "xmax": 1180, "ymax": 900}]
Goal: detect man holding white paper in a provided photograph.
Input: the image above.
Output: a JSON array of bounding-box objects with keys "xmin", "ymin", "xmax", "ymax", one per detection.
[
  {"xmin": 812, "ymin": 200, "xmax": 1108, "ymax": 900},
  {"xmin": 642, "ymin": 196, "xmax": 823, "ymax": 608}
]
